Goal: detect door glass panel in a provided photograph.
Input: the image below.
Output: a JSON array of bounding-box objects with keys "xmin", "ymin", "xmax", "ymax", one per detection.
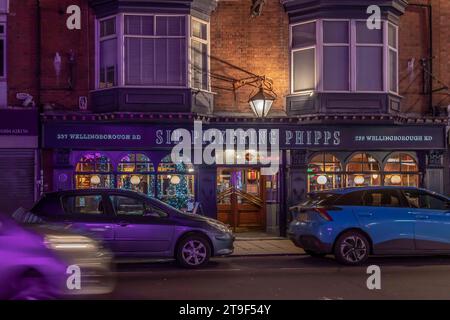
[
  {"xmin": 363, "ymin": 190, "xmax": 402, "ymax": 207},
  {"xmin": 110, "ymin": 196, "xmax": 145, "ymax": 216},
  {"xmin": 236, "ymin": 169, "xmax": 260, "ymax": 205},
  {"xmin": 404, "ymin": 190, "xmax": 448, "ymax": 210},
  {"xmin": 63, "ymin": 195, "xmax": 104, "ymax": 215},
  {"xmin": 217, "ymin": 168, "xmax": 231, "ymax": 204}
]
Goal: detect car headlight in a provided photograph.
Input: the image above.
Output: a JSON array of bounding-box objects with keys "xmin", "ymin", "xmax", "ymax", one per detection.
[
  {"xmin": 207, "ymin": 221, "xmax": 232, "ymax": 234},
  {"xmin": 44, "ymin": 235, "xmax": 98, "ymax": 250}
]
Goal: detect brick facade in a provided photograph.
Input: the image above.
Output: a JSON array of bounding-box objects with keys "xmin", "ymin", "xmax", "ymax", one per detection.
[{"xmin": 5, "ymin": 0, "xmax": 450, "ymax": 115}]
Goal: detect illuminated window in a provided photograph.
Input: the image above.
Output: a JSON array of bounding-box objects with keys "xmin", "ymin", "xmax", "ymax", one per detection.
[
  {"xmin": 384, "ymin": 153, "xmax": 419, "ymax": 187},
  {"xmin": 346, "ymin": 153, "xmax": 381, "ymax": 187},
  {"xmin": 75, "ymin": 153, "xmax": 114, "ymax": 189},
  {"xmin": 117, "ymin": 153, "xmax": 155, "ymax": 196},
  {"xmin": 307, "ymin": 153, "xmax": 342, "ymax": 191},
  {"xmin": 157, "ymin": 155, "xmax": 195, "ymax": 210}
]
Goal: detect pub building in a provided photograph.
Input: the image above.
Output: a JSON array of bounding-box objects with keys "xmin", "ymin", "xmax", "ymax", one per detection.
[{"xmin": 33, "ymin": 0, "xmax": 449, "ymax": 237}]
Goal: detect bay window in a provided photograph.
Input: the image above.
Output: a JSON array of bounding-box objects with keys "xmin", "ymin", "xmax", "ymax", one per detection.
[
  {"xmin": 290, "ymin": 20, "xmax": 399, "ymax": 94},
  {"xmin": 97, "ymin": 14, "xmax": 190, "ymax": 88},
  {"xmin": 355, "ymin": 21, "xmax": 384, "ymax": 91},
  {"xmin": 323, "ymin": 20, "xmax": 350, "ymax": 91},
  {"xmin": 388, "ymin": 23, "xmax": 398, "ymax": 93},
  {"xmin": 291, "ymin": 21, "xmax": 316, "ymax": 93},
  {"xmin": 191, "ymin": 18, "xmax": 209, "ymax": 91},
  {"xmin": 99, "ymin": 17, "xmax": 117, "ymax": 89},
  {"xmin": 124, "ymin": 15, "xmax": 187, "ymax": 86}
]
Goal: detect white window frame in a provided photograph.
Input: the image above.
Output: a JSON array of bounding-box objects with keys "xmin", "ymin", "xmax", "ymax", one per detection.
[
  {"xmin": 290, "ymin": 20, "xmax": 318, "ymax": 95},
  {"xmin": 388, "ymin": 22, "xmax": 399, "ymax": 94},
  {"xmin": 96, "ymin": 15, "xmax": 119, "ymax": 90},
  {"xmin": 190, "ymin": 16, "xmax": 210, "ymax": 92},
  {"xmin": 353, "ymin": 19, "xmax": 386, "ymax": 93},
  {"xmin": 321, "ymin": 19, "xmax": 351, "ymax": 92},
  {"xmin": 95, "ymin": 13, "xmax": 189, "ymax": 90},
  {"xmin": 289, "ymin": 19, "xmax": 399, "ymax": 95}
]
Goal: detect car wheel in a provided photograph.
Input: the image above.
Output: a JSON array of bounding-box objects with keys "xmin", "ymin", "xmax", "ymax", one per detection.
[
  {"xmin": 176, "ymin": 235, "xmax": 211, "ymax": 268},
  {"xmin": 334, "ymin": 231, "xmax": 370, "ymax": 265},
  {"xmin": 11, "ymin": 270, "xmax": 56, "ymax": 300},
  {"xmin": 304, "ymin": 250, "xmax": 326, "ymax": 258}
]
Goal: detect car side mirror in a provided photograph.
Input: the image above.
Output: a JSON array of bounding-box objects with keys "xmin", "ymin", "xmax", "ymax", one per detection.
[{"xmin": 446, "ymin": 202, "xmax": 450, "ymax": 209}]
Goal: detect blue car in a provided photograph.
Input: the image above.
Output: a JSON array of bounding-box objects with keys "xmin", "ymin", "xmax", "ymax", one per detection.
[{"xmin": 288, "ymin": 187, "xmax": 450, "ymax": 265}]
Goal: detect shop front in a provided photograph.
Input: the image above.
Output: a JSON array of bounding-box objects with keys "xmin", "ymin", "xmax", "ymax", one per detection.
[
  {"xmin": 0, "ymin": 109, "xmax": 39, "ymax": 214},
  {"xmin": 42, "ymin": 118, "xmax": 448, "ymax": 236}
]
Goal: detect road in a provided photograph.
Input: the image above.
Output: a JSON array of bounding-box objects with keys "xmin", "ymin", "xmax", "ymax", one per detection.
[{"xmin": 97, "ymin": 255, "xmax": 450, "ymax": 300}]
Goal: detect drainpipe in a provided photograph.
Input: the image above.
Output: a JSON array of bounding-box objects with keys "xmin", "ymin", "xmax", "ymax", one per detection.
[
  {"xmin": 36, "ymin": 0, "xmax": 41, "ymax": 110},
  {"xmin": 409, "ymin": 3, "xmax": 433, "ymax": 115},
  {"xmin": 36, "ymin": 0, "xmax": 43, "ymax": 196}
]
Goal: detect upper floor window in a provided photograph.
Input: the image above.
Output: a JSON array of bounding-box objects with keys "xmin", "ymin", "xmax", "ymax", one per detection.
[
  {"xmin": 96, "ymin": 14, "xmax": 210, "ymax": 90},
  {"xmin": 124, "ymin": 15, "xmax": 186, "ymax": 86},
  {"xmin": 99, "ymin": 17, "xmax": 117, "ymax": 89},
  {"xmin": 191, "ymin": 18, "xmax": 209, "ymax": 91},
  {"xmin": 290, "ymin": 20, "xmax": 398, "ymax": 95}
]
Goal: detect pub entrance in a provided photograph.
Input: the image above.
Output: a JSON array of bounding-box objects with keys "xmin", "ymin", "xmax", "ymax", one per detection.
[{"xmin": 216, "ymin": 167, "xmax": 266, "ymax": 232}]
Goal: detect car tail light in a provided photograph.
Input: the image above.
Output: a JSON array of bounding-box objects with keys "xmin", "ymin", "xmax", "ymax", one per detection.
[{"xmin": 314, "ymin": 208, "xmax": 333, "ymax": 221}]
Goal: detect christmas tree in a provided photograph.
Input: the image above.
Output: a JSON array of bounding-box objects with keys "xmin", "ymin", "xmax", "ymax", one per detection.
[{"xmin": 167, "ymin": 163, "xmax": 190, "ymax": 209}]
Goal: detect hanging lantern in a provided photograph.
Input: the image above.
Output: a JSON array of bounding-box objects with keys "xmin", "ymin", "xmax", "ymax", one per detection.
[
  {"xmin": 354, "ymin": 175, "xmax": 365, "ymax": 185},
  {"xmin": 317, "ymin": 175, "xmax": 328, "ymax": 185},
  {"xmin": 390, "ymin": 175, "xmax": 402, "ymax": 185},
  {"xmin": 90, "ymin": 175, "xmax": 101, "ymax": 185},
  {"xmin": 247, "ymin": 170, "xmax": 258, "ymax": 181},
  {"xmin": 130, "ymin": 175, "xmax": 141, "ymax": 185},
  {"xmin": 170, "ymin": 175, "xmax": 181, "ymax": 185},
  {"xmin": 249, "ymin": 87, "xmax": 276, "ymax": 118}
]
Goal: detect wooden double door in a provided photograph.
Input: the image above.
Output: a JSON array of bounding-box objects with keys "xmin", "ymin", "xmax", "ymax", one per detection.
[{"xmin": 217, "ymin": 167, "xmax": 266, "ymax": 232}]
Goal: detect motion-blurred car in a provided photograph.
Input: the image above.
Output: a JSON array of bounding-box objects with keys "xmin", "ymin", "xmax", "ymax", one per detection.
[
  {"xmin": 288, "ymin": 187, "xmax": 450, "ymax": 265},
  {"xmin": 29, "ymin": 189, "xmax": 234, "ymax": 268},
  {"xmin": 0, "ymin": 213, "xmax": 114, "ymax": 299}
]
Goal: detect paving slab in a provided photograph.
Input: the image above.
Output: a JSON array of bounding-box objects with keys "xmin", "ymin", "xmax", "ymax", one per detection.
[{"xmin": 232, "ymin": 239, "xmax": 304, "ymax": 256}]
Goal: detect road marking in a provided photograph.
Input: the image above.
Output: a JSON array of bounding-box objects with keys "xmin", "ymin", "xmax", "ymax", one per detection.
[{"xmin": 195, "ymin": 268, "xmax": 242, "ymax": 272}]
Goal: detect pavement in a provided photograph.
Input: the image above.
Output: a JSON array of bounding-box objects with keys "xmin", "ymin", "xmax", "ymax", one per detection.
[
  {"xmin": 232, "ymin": 238, "xmax": 304, "ymax": 256},
  {"xmin": 105, "ymin": 255, "xmax": 450, "ymax": 299},
  {"xmin": 232, "ymin": 232, "xmax": 304, "ymax": 256}
]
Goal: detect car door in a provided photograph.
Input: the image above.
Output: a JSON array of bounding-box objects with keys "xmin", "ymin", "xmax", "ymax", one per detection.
[
  {"xmin": 402, "ymin": 189, "xmax": 450, "ymax": 251},
  {"xmin": 60, "ymin": 193, "xmax": 115, "ymax": 248},
  {"xmin": 108, "ymin": 194, "xmax": 175, "ymax": 255},
  {"xmin": 354, "ymin": 189, "xmax": 415, "ymax": 253}
]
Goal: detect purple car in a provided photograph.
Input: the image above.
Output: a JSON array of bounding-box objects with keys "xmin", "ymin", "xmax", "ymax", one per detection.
[
  {"xmin": 30, "ymin": 189, "xmax": 234, "ymax": 268},
  {"xmin": 0, "ymin": 214, "xmax": 114, "ymax": 300},
  {"xmin": 0, "ymin": 214, "xmax": 67, "ymax": 299}
]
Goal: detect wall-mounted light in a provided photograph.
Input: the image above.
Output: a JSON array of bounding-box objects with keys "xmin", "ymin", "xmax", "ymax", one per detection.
[{"xmin": 249, "ymin": 87, "xmax": 276, "ymax": 118}]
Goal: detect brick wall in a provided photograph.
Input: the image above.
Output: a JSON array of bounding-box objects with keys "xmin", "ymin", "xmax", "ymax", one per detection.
[
  {"xmin": 6, "ymin": 0, "xmax": 449, "ymax": 115},
  {"xmin": 210, "ymin": 0, "xmax": 289, "ymax": 115},
  {"xmin": 8, "ymin": 0, "xmax": 95, "ymax": 110},
  {"xmin": 399, "ymin": 0, "xmax": 450, "ymax": 115}
]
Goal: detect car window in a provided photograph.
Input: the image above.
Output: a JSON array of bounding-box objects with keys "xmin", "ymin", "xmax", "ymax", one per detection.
[
  {"xmin": 63, "ymin": 195, "xmax": 104, "ymax": 215},
  {"xmin": 403, "ymin": 190, "xmax": 449, "ymax": 210},
  {"xmin": 307, "ymin": 193, "xmax": 339, "ymax": 206},
  {"xmin": 363, "ymin": 190, "xmax": 402, "ymax": 207},
  {"xmin": 110, "ymin": 196, "xmax": 168, "ymax": 218},
  {"xmin": 31, "ymin": 194, "xmax": 65, "ymax": 216},
  {"xmin": 334, "ymin": 191, "xmax": 365, "ymax": 206}
]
